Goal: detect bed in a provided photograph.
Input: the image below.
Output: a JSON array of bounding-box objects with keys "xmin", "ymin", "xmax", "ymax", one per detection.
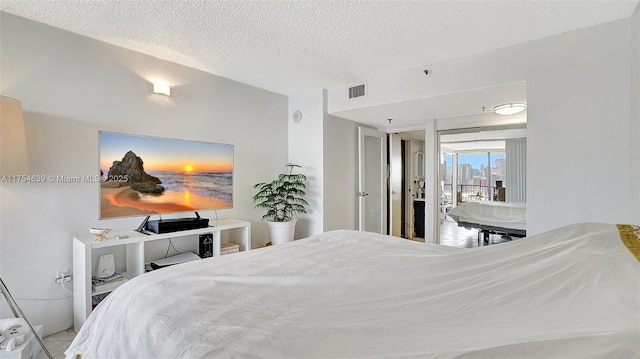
[
  {"xmin": 66, "ymin": 223, "xmax": 640, "ymax": 358},
  {"xmin": 447, "ymin": 201, "xmax": 527, "ymax": 245}
]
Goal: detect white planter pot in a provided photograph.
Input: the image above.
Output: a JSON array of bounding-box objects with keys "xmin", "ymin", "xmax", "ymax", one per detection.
[{"xmin": 267, "ymin": 219, "xmax": 297, "ymax": 245}]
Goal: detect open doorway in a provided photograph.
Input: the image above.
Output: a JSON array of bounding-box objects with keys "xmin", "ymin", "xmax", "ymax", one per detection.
[
  {"xmin": 438, "ymin": 125, "xmax": 527, "ymax": 247},
  {"xmin": 389, "ymin": 131, "xmax": 425, "ymax": 240}
]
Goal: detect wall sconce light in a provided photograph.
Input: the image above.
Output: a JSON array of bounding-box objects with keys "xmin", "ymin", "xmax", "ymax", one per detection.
[
  {"xmin": 1, "ymin": 96, "xmax": 29, "ymax": 175},
  {"xmin": 493, "ymin": 103, "xmax": 526, "ymax": 115},
  {"xmin": 153, "ymin": 82, "xmax": 171, "ymax": 96}
]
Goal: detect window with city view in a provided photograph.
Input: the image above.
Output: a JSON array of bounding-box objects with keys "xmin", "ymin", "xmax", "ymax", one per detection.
[{"xmin": 442, "ymin": 151, "xmax": 505, "ymax": 203}]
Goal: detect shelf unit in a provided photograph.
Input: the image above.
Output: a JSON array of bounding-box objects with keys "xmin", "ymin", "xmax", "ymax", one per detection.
[
  {"xmin": 72, "ymin": 218, "xmax": 250, "ymax": 330},
  {"xmin": 91, "ymin": 275, "xmax": 129, "ymax": 297}
]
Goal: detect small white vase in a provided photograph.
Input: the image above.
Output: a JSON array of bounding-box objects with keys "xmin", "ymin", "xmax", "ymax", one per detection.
[{"xmin": 267, "ymin": 219, "xmax": 297, "ymax": 245}]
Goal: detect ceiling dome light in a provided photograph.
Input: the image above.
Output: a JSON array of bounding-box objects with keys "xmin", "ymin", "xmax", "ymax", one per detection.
[{"xmin": 493, "ymin": 103, "xmax": 526, "ymax": 115}]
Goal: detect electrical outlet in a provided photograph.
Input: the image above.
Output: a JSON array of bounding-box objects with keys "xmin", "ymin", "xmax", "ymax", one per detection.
[{"xmin": 54, "ymin": 269, "xmax": 72, "ymax": 284}]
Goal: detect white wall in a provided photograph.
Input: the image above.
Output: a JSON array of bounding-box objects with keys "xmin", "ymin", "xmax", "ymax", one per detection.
[
  {"xmin": 423, "ymin": 120, "xmax": 438, "ymax": 242},
  {"xmin": 525, "ymin": 16, "xmax": 637, "ymax": 233},
  {"xmin": 288, "ymin": 89, "xmax": 325, "ymax": 238},
  {"xmin": 289, "ymin": 93, "xmax": 368, "ymax": 234},
  {"xmin": 329, "ymin": 14, "xmax": 640, "ymax": 235},
  {"xmin": 0, "ymin": 13, "xmax": 288, "ymax": 335}
]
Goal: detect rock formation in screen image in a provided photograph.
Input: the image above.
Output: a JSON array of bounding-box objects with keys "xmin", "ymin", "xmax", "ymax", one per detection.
[{"xmin": 107, "ymin": 151, "xmax": 164, "ymax": 194}]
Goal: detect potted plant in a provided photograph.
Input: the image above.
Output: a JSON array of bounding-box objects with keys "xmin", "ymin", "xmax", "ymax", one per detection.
[{"xmin": 253, "ymin": 163, "xmax": 308, "ymax": 245}]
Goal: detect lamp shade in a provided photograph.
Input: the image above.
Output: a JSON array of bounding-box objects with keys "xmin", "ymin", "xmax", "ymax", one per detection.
[
  {"xmin": 493, "ymin": 103, "xmax": 526, "ymax": 115},
  {"xmin": 1, "ymin": 96, "xmax": 29, "ymax": 175}
]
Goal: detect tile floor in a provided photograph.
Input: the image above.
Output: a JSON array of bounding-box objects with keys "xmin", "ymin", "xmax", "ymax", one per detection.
[
  {"xmin": 439, "ymin": 215, "xmax": 515, "ymax": 247},
  {"xmin": 412, "ymin": 215, "xmax": 516, "ymax": 248},
  {"xmin": 37, "ymin": 327, "xmax": 75, "ymax": 359}
]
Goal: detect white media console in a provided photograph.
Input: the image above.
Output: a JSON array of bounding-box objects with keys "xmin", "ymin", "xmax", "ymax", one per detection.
[{"xmin": 72, "ymin": 218, "xmax": 251, "ymax": 330}]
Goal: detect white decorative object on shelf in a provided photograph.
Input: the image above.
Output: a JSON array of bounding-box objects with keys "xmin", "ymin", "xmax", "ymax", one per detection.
[
  {"xmin": 89, "ymin": 228, "xmax": 111, "ymax": 241},
  {"xmin": 95, "ymin": 254, "xmax": 115, "ymax": 279}
]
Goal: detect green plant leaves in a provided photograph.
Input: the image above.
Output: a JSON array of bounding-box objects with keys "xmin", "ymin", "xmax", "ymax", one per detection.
[{"xmin": 252, "ymin": 164, "xmax": 308, "ymax": 222}]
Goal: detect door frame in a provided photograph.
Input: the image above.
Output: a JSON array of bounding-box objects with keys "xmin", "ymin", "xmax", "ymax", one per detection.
[{"xmin": 388, "ymin": 133, "xmax": 403, "ymax": 237}]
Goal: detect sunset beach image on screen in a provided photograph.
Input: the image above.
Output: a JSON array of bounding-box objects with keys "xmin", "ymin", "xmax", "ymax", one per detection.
[{"xmin": 99, "ymin": 131, "xmax": 233, "ymax": 219}]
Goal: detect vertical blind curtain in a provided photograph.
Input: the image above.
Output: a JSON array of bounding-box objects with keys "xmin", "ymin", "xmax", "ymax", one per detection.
[{"xmin": 505, "ymin": 138, "xmax": 527, "ymax": 203}]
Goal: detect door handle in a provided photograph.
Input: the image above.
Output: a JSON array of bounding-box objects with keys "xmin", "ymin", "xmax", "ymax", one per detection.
[{"xmin": 358, "ymin": 192, "xmax": 369, "ymax": 197}]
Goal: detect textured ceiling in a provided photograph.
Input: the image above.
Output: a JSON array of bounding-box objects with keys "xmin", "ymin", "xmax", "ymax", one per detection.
[{"xmin": 1, "ymin": 0, "xmax": 638, "ymax": 97}]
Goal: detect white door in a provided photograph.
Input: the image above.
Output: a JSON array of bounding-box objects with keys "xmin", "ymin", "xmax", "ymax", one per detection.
[{"xmin": 358, "ymin": 127, "xmax": 387, "ymax": 233}]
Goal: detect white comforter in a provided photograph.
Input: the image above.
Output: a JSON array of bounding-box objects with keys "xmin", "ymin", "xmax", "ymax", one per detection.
[
  {"xmin": 448, "ymin": 201, "xmax": 527, "ymax": 231},
  {"xmin": 66, "ymin": 223, "xmax": 639, "ymax": 358}
]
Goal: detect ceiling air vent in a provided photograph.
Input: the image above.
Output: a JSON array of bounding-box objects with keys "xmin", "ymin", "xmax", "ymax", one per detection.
[{"xmin": 348, "ymin": 84, "xmax": 366, "ymax": 99}]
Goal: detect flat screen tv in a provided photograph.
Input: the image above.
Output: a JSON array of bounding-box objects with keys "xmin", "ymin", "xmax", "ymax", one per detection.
[{"xmin": 99, "ymin": 131, "xmax": 233, "ymax": 219}]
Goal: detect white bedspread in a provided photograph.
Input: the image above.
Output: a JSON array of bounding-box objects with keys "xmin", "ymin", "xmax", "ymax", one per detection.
[
  {"xmin": 448, "ymin": 201, "xmax": 527, "ymax": 231},
  {"xmin": 66, "ymin": 223, "xmax": 639, "ymax": 358}
]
